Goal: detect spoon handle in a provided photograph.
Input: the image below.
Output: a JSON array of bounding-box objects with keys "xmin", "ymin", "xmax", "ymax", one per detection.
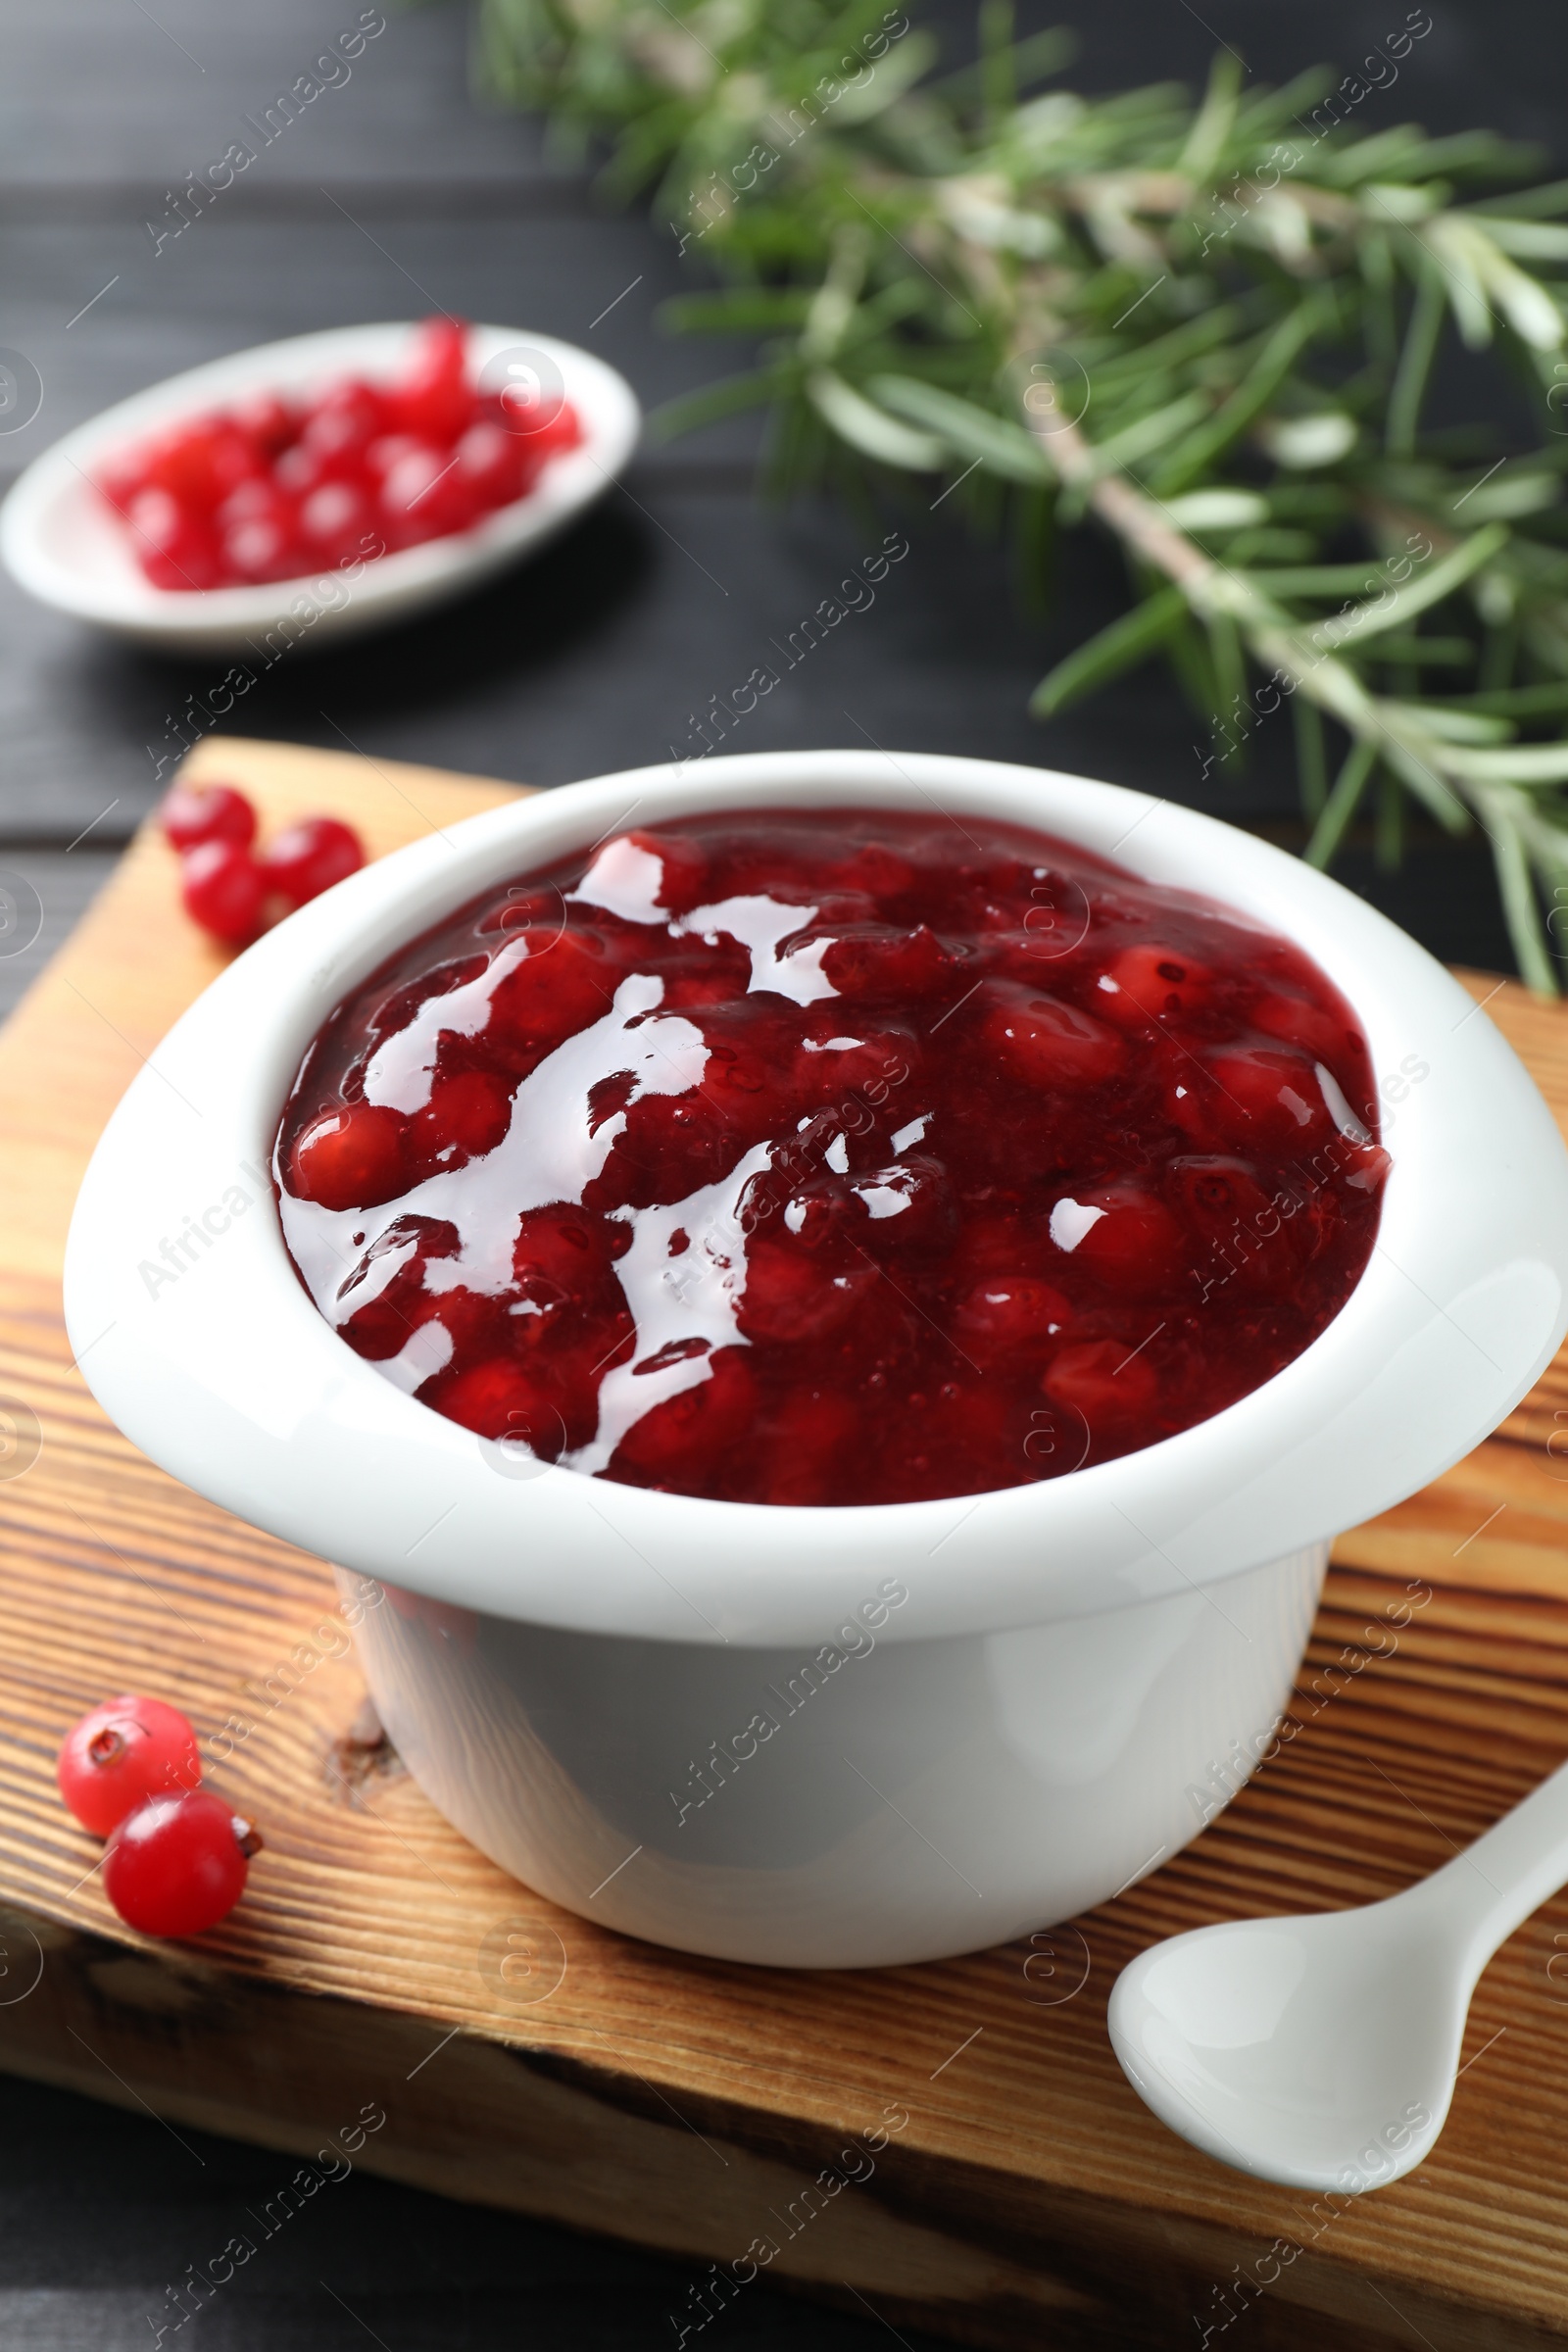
[{"xmin": 1414, "ymin": 1753, "xmax": 1568, "ymax": 1971}]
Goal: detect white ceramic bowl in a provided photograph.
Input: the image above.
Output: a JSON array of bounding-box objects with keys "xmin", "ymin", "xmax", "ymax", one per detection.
[
  {"xmin": 0, "ymin": 322, "xmax": 641, "ymax": 655},
  {"xmin": 64, "ymin": 753, "xmax": 1568, "ymax": 1967}
]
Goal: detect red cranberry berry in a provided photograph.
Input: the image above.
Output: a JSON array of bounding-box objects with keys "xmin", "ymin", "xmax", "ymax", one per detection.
[
  {"xmin": 431, "ymin": 1356, "xmax": 569, "ymax": 1450},
  {"xmin": 978, "ymin": 985, "xmax": 1126, "ymax": 1089},
  {"xmin": 453, "ymin": 421, "xmax": 523, "ymax": 511},
  {"xmin": 1043, "ymin": 1339, "xmax": 1160, "ymax": 1424},
  {"xmin": 515, "ymin": 402, "xmax": 583, "ymax": 462},
  {"xmin": 141, "ymin": 418, "xmax": 260, "ymax": 509},
  {"xmin": 57, "ymin": 1695, "xmax": 201, "ymax": 1837},
  {"xmin": 125, "ymin": 487, "xmax": 222, "ymax": 591},
  {"xmin": 1250, "ymin": 989, "xmax": 1362, "ymax": 1071},
  {"xmin": 738, "ymin": 1240, "xmax": 871, "ymax": 1344},
  {"xmin": 1175, "ymin": 1047, "xmax": 1335, "ymax": 1152},
  {"xmin": 297, "ymin": 479, "xmax": 373, "ymax": 564},
  {"xmin": 487, "ymin": 931, "xmax": 613, "ymax": 1057},
  {"xmin": 760, "ymin": 1388, "xmax": 861, "ymax": 1504},
  {"xmin": 161, "ymin": 781, "xmax": 257, "ymax": 853},
  {"xmin": 180, "ymin": 839, "xmax": 269, "ymax": 946},
  {"xmin": 609, "ymin": 1348, "xmax": 757, "ymax": 1489},
  {"xmin": 228, "ymin": 390, "xmax": 296, "ymax": 453},
  {"xmin": 1052, "ymin": 1183, "xmax": 1189, "ymax": 1294},
  {"xmin": 413, "ymin": 1069, "xmax": 514, "ymax": 1164},
  {"xmin": 822, "ymin": 923, "xmax": 957, "ymax": 1000},
  {"xmin": 376, "ymin": 441, "xmax": 475, "ymax": 545},
  {"xmin": 103, "ymin": 1790, "xmax": 261, "ymax": 1938},
  {"xmin": 1095, "ymin": 945, "xmax": 1213, "ymax": 1028},
  {"xmin": 388, "ymin": 317, "xmax": 471, "ymax": 444},
  {"xmin": 290, "ymin": 1102, "xmax": 411, "ymax": 1210},
  {"xmin": 220, "ymin": 491, "xmax": 306, "ymax": 583},
  {"xmin": 263, "ymin": 814, "xmax": 366, "ymax": 908},
  {"xmin": 297, "ymin": 376, "xmax": 384, "ymax": 473},
  {"xmin": 953, "ymin": 1277, "xmax": 1073, "ymax": 1361}
]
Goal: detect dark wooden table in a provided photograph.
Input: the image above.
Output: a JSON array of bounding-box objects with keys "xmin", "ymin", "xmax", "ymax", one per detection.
[{"xmin": 0, "ymin": 1, "xmax": 1557, "ymax": 2344}]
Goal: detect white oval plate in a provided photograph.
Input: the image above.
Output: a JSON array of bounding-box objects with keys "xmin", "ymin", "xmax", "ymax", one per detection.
[{"xmin": 0, "ymin": 321, "xmax": 642, "ymax": 656}]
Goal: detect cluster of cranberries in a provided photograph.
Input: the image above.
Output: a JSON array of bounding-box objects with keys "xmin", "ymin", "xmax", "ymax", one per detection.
[
  {"xmin": 97, "ymin": 318, "xmax": 583, "ymax": 592},
  {"xmin": 274, "ymin": 808, "xmax": 1390, "ymax": 1507},
  {"xmin": 163, "ymin": 779, "xmax": 365, "ymax": 947},
  {"xmin": 57, "ymin": 1695, "xmax": 260, "ymax": 1938}
]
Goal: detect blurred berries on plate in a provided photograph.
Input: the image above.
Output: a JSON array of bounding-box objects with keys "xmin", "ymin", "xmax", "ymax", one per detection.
[{"xmin": 96, "ymin": 317, "xmax": 582, "ymax": 593}]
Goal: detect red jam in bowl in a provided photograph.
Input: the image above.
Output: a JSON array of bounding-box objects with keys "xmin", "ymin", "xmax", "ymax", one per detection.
[{"xmin": 274, "ymin": 808, "xmax": 1390, "ymax": 1505}]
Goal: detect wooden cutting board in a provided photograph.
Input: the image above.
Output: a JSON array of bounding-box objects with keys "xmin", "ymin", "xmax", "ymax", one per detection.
[{"xmin": 3, "ymin": 735, "xmax": 1568, "ymax": 2352}]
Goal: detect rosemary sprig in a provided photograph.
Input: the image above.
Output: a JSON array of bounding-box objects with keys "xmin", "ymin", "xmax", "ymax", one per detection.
[{"xmin": 476, "ymin": 0, "xmax": 1568, "ymax": 989}]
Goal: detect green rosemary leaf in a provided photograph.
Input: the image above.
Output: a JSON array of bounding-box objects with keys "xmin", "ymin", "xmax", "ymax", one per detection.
[
  {"xmin": 1382, "ymin": 703, "xmax": 1516, "ymax": 744},
  {"xmin": 1152, "ymin": 297, "xmax": 1336, "ymax": 496},
  {"xmin": 1364, "ymin": 638, "xmax": 1475, "ymax": 668},
  {"xmin": 1444, "ymin": 468, "xmax": 1562, "ymax": 522},
  {"xmin": 1469, "ymin": 177, "xmax": 1568, "ymax": 220},
  {"xmin": 1386, "ymin": 266, "xmax": 1446, "ymax": 455},
  {"xmin": 805, "ymin": 369, "xmax": 947, "ymax": 467},
  {"xmin": 1304, "ymin": 738, "xmax": 1379, "ymax": 869},
  {"xmin": 660, "ymin": 291, "xmax": 817, "ymax": 334},
  {"xmin": 1164, "ymin": 611, "xmax": 1226, "ymax": 726},
  {"xmin": 1067, "ymin": 390, "xmax": 1211, "ymax": 486},
  {"xmin": 1247, "ymin": 564, "xmax": 1408, "ymax": 597},
  {"xmin": 835, "ymin": 29, "xmax": 941, "ymax": 121},
  {"xmin": 1444, "ymin": 743, "xmax": 1568, "ymax": 783},
  {"xmin": 1379, "ymin": 740, "xmax": 1474, "ymax": 833},
  {"xmin": 1204, "ymin": 609, "xmax": 1247, "ymax": 767},
  {"xmin": 1231, "ymin": 66, "xmax": 1335, "ymax": 140},
  {"xmin": 1430, "ymin": 678, "xmax": 1568, "ymax": 714},
  {"xmin": 1487, "ymin": 804, "xmax": 1559, "ymax": 993},
  {"xmin": 1293, "ymin": 696, "xmax": 1328, "ymax": 821},
  {"xmin": 1029, "ymin": 586, "xmax": 1187, "ymax": 715},
  {"xmin": 1474, "ymin": 220, "xmax": 1568, "ymax": 261},
  {"xmin": 1222, "ymin": 527, "xmax": 1319, "ymax": 564},
  {"xmin": 648, "ymin": 368, "xmax": 788, "ymax": 441},
  {"xmin": 1263, "ymin": 484, "xmax": 1355, "ymax": 521},
  {"xmin": 869, "ymin": 375, "xmax": 1049, "ymax": 480},
  {"xmin": 1078, "ymin": 304, "xmax": 1249, "ymax": 391},
  {"xmin": 1384, "ymin": 130, "xmax": 1543, "ymax": 182},
  {"xmin": 1309, "ymin": 127, "xmax": 1432, "ymax": 191},
  {"xmin": 1376, "ymin": 766, "xmax": 1404, "ymax": 869},
  {"xmin": 1315, "ymin": 523, "xmax": 1510, "ymax": 653},
  {"xmin": 924, "ymin": 27, "xmax": 1077, "ymax": 105},
  {"xmin": 1176, "ymin": 52, "xmax": 1243, "ymax": 184}
]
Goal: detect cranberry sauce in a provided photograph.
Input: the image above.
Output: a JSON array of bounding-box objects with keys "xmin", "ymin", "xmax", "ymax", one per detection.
[{"xmin": 274, "ymin": 808, "xmax": 1390, "ymax": 1506}]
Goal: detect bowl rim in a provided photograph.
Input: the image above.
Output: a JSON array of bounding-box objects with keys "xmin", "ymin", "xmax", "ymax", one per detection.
[
  {"xmin": 63, "ymin": 750, "xmax": 1568, "ymax": 1646},
  {"xmin": 0, "ymin": 320, "xmax": 641, "ymax": 641}
]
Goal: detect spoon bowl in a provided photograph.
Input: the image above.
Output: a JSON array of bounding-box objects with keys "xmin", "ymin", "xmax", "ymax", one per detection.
[
  {"xmin": 1108, "ymin": 1900, "xmax": 1460, "ymax": 2191},
  {"xmin": 1109, "ymin": 1749, "xmax": 1568, "ymax": 2191}
]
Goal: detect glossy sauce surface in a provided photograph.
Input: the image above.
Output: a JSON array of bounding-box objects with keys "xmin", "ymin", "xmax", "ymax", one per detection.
[{"xmin": 275, "ymin": 809, "xmax": 1389, "ymax": 1505}]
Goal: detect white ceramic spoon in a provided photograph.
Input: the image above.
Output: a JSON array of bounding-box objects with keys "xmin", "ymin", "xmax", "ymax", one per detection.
[{"xmin": 1106, "ymin": 1757, "xmax": 1568, "ymax": 2192}]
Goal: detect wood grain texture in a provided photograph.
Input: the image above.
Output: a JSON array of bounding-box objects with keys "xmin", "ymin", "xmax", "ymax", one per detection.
[{"xmin": 1, "ymin": 739, "xmax": 1567, "ymax": 2352}]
